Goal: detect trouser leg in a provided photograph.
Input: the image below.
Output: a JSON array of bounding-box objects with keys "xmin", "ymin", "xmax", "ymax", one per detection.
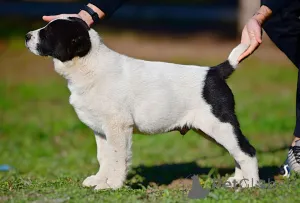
[{"xmin": 263, "ymin": 0, "xmax": 300, "ymax": 137}]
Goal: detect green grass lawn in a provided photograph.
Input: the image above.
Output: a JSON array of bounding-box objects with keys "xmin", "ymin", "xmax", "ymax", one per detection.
[{"xmin": 1, "ymin": 44, "xmax": 300, "ymax": 202}]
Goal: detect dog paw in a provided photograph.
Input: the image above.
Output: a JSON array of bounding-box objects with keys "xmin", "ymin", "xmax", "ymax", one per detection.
[
  {"xmin": 82, "ymin": 175, "xmax": 103, "ymax": 187},
  {"xmin": 226, "ymin": 176, "xmax": 259, "ymax": 188},
  {"xmin": 83, "ymin": 176, "xmax": 123, "ymax": 190},
  {"xmin": 94, "ymin": 182, "xmax": 112, "ymax": 190},
  {"xmin": 226, "ymin": 176, "xmax": 244, "ymax": 188},
  {"xmin": 240, "ymin": 177, "xmax": 260, "ymax": 188},
  {"xmin": 93, "ymin": 180, "xmax": 123, "ymax": 190}
]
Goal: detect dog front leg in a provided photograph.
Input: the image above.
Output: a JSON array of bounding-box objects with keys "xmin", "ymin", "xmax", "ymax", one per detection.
[
  {"xmin": 82, "ymin": 132, "xmax": 111, "ymax": 188},
  {"xmin": 90, "ymin": 122, "xmax": 132, "ymax": 190}
]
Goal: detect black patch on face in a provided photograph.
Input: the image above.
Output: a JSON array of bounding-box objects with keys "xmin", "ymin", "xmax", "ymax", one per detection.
[
  {"xmin": 202, "ymin": 65, "xmax": 256, "ymax": 157},
  {"xmin": 37, "ymin": 17, "xmax": 91, "ymax": 62}
]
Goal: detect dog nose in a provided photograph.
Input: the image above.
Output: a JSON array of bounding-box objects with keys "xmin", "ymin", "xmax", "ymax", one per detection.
[{"xmin": 25, "ymin": 33, "xmax": 32, "ymax": 41}]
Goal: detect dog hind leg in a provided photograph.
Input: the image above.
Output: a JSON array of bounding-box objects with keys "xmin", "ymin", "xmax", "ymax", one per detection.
[
  {"xmin": 196, "ymin": 113, "xmax": 259, "ymax": 187},
  {"xmin": 195, "ymin": 130, "xmax": 245, "ymax": 184},
  {"xmin": 198, "ymin": 67, "xmax": 259, "ymax": 187}
]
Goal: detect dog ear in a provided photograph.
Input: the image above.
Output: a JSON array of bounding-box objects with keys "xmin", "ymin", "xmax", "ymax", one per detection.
[
  {"xmin": 68, "ymin": 17, "xmax": 91, "ymax": 58},
  {"xmin": 51, "ymin": 42, "xmax": 72, "ymax": 62},
  {"xmin": 70, "ymin": 35, "xmax": 91, "ymax": 58},
  {"xmin": 53, "ymin": 36, "xmax": 91, "ymax": 62}
]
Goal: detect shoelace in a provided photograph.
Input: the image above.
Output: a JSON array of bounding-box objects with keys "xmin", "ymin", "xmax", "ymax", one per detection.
[{"xmin": 289, "ymin": 146, "xmax": 300, "ymax": 165}]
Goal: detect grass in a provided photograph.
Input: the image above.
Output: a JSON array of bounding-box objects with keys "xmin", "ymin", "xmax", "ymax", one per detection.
[{"xmin": 0, "ymin": 40, "xmax": 299, "ymax": 202}]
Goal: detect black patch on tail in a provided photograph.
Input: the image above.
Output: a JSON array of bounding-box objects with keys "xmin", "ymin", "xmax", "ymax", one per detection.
[
  {"xmin": 212, "ymin": 60, "xmax": 234, "ymax": 80},
  {"xmin": 202, "ymin": 67, "xmax": 256, "ymax": 157}
]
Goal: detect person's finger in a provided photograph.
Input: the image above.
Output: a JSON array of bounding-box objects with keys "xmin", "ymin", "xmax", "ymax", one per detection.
[
  {"xmin": 240, "ymin": 28, "xmax": 250, "ymax": 45},
  {"xmin": 238, "ymin": 40, "xmax": 259, "ymax": 62},
  {"xmin": 238, "ymin": 43, "xmax": 260, "ymax": 62},
  {"xmin": 238, "ymin": 44, "xmax": 257, "ymax": 62},
  {"xmin": 42, "ymin": 14, "xmax": 79, "ymax": 22},
  {"xmin": 238, "ymin": 28, "xmax": 262, "ymax": 62},
  {"xmin": 254, "ymin": 27, "xmax": 262, "ymax": 44},
  {"xmin": 42, "ymin": 15, "xmax": 60, "ymax": 22},
  {"xmin": 238, "ymin": 50, "xmax": 250, "ymax": 62},
  {"xmin": 256, "ymin": 34, "xmax": 262, "ymax": 44}
]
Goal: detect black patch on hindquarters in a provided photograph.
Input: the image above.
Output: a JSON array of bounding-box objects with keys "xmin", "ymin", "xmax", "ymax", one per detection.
[
  {"xmin": 37, "ymin": 17, "xmax": 91, "ymax": 62},
  {"xmin": 202, "ymin": 65, "xmax": 256, "ymax": 157}
]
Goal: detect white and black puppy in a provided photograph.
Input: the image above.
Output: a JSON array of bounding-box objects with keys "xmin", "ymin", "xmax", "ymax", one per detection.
[{"xmin": 25, "ymin": 17, "xmax": 259, "ymax": 189}]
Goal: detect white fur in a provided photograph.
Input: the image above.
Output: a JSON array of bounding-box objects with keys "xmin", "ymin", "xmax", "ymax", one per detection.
[
  {"xmin": 27, "ymin": 23, "xmax": 259, "ymax": 189},
  {"xmin": 228, "ymin": 44, "xmax": 249, "ymax": 67},
  {"xmin": 25, "ymin": 30, "xmax": 40, "ymax": 55}
]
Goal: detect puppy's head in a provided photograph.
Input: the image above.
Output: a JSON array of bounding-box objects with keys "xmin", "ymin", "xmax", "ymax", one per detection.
[{"xmin": 25, "ymin": 17, "xmax": 91, "ymax": 62}]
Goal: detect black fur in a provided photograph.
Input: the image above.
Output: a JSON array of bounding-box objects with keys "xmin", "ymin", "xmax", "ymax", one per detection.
[
  {"xmin": 213, "ymin": 60, "xmax": 234, "ymax": 80},
  {"xmin": 37, "ymin": 17, "xmax": 91, "ymax": 62},
  {"xmin": 202, "ymin": 61, "xmax": 256, "ymax": 157}
]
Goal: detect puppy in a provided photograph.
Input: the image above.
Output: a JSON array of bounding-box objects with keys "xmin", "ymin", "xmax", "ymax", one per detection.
[{"xmin": 25, "ymin": 17, "xmax": 259, "ymax": 189}]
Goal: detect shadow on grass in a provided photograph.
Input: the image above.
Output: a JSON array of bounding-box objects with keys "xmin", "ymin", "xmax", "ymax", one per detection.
[{"xmin": 128, "ymin": 162, "xmax": 280, "ymax": 188}]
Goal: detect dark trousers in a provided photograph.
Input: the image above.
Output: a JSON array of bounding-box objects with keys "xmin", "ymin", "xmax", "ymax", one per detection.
[{"xmin": 263, "ymin": 0, "xmax": 300, "ymax": 137}]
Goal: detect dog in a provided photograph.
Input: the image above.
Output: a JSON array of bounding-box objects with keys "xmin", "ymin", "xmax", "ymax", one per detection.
[{"xmin": 25, "ymin": 17, "xmax": 259, "ymax": 189}]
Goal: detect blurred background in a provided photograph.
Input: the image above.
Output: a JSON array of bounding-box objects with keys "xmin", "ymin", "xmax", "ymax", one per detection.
[
  {"xmin": 0, "ymin": 0, "xmax": 299, "ymax": 202},
  {"xmin": 0, "ymin": 0, "xmax": 252, "ymax": 35}
]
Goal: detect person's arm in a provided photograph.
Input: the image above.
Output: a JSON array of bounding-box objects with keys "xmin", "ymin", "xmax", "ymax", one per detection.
[
  {"xmin": 88, "ymin": 0, "xmax": 128, "ymax": 19},
  {"xmin": 43, "ymin": 0, "xmax": 128, "ymax": 26}
]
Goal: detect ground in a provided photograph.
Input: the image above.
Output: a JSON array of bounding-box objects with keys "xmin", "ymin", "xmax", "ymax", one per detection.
[{"xmin": 1, "ymin": 31, "xmax": 300, "ymax": 202}]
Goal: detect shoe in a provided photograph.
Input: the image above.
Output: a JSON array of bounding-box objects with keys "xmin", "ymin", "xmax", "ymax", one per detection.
[
  {"xmin": 279, "ymin": 140, "xmax": 300, "ymax": 177},
  {"xmin": 278, "ymin": 162, "xmax": 290, "ymax": 178}
]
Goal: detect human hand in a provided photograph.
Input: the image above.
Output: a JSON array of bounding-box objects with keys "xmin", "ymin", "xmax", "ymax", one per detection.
[
  {"xmin": 238, "ymin": 18, "xmax": 263, "ymax": 62},
  {"xmin": 43, "ymin": 11, "xmax": 93, "ymax": 26},
  {"xmin": 42, "ymin": 4, "xmax": 105, "ymax": 27},
  {"xmin": 238, "ymin": 5, "xmax": 272, "ymax": 62}
]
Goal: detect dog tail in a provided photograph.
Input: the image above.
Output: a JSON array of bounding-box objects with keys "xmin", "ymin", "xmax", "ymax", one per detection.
[
  {"xmin": 228, "ymin": 43, "xmax": 249, "ymax": 67},
  {"xmin": 212, "ymin": 44, "xmax": 249, "ymax": 80}
]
